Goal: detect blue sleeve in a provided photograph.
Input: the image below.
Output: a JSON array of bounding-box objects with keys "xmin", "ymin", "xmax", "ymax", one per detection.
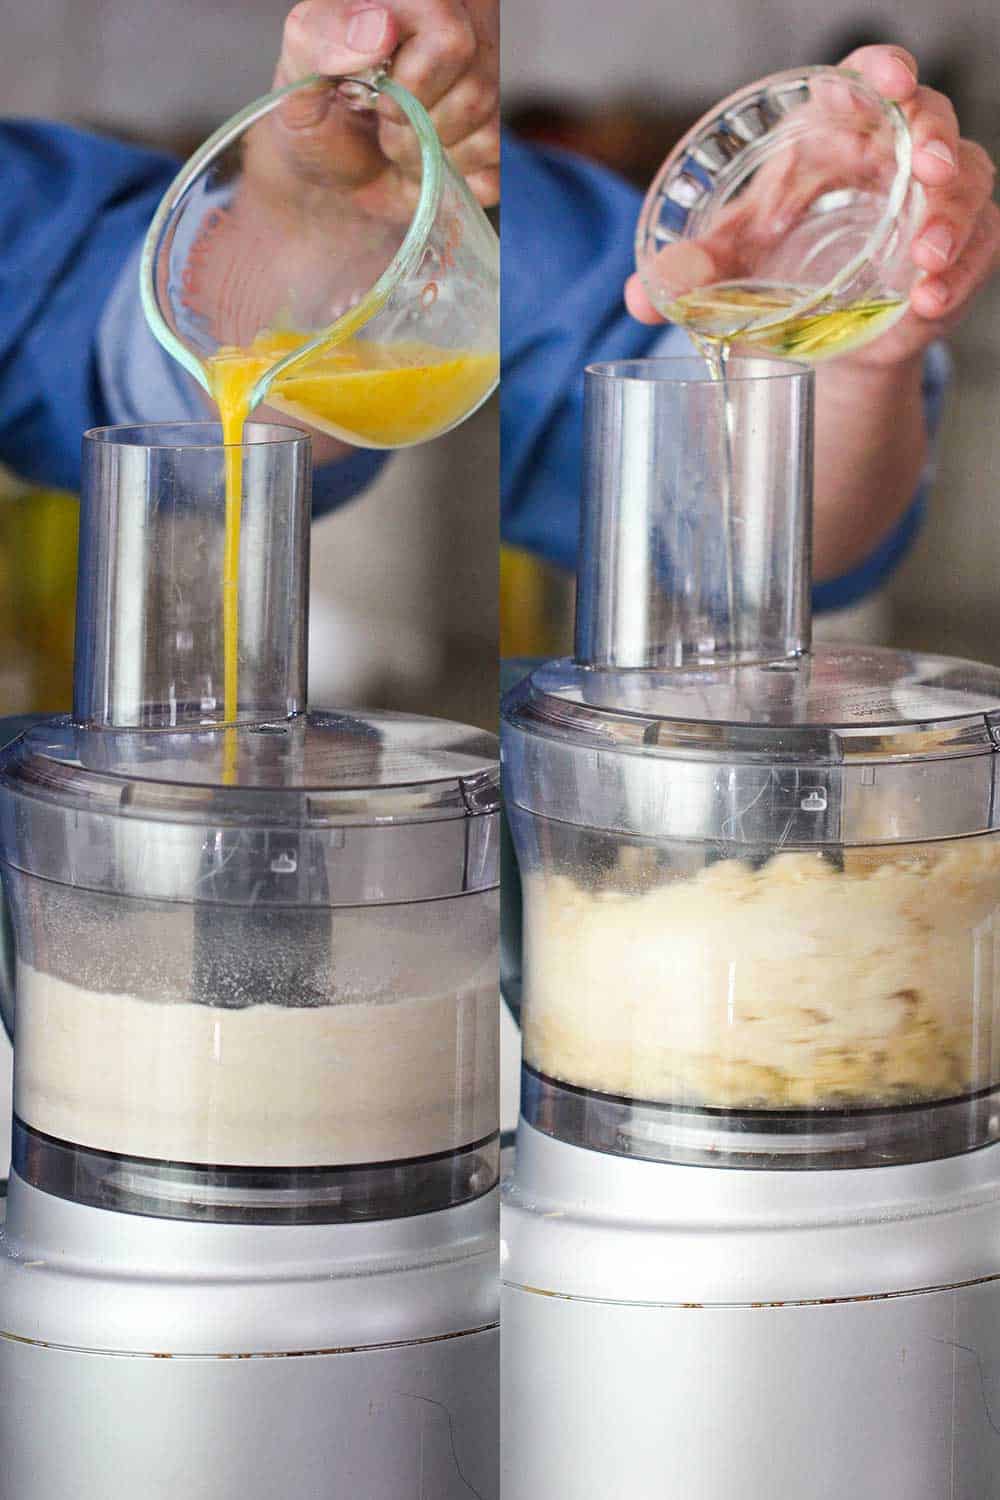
[
  {"xmin": 500, "ymin": 131, "xmax": 677, "ymax": 571},
  {"xmin": 0, "ymin": 120, "xmax": 386, "ymax": 513},
  {"xmin": 0, "ymin": 121, "xmax": 177, "ymax": 491},
  {"xmin": 500, "ymin": 131, "xmax": 947, "ymax": 607}
]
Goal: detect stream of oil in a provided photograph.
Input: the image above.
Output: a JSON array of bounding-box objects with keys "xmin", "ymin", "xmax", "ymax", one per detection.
[{"xmin": 671, "ymin": 280, "xmax": 906, "ymax": 659}]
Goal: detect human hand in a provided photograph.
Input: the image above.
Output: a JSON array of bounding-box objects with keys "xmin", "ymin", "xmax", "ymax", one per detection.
[
  {"xmin": 831, "ymin": 46, "xmax": 998, "ymax": 367},
  {"xmin": 624, "ymin": 45, "xmax": 999, "ymax": 367},
  {"xmin": 267, "ymin": 0, "xmax": 499, "ymax": 207}
]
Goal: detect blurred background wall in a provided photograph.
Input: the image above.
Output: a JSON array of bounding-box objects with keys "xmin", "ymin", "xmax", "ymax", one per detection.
[
  {"xmin": 0, "ymin": 0, "xmax": 497, "ymax": 730},
  {"xmin": 501, "ymin": 0, "xmax": 1000, "ymax": 665}
]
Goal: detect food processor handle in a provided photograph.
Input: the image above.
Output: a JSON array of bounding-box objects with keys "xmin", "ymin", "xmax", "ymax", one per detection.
[
  {"xmin": 500, "ymin": 660, "xmax": 539, "ymax": 1028},
  {"xmin": 0, "ymin": 715, "xmax": 47, "ymax": 1042},
  {"xmin": 500, "ymin": 804, "xmax": 522, "ymax": 1026}
]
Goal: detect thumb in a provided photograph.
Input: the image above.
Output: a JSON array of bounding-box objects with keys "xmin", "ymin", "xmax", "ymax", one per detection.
[
  {"xmin": 627, "ymin": 243, "xmax": 719, "ymax": 324},
  {"xmin": 277, "ymin": 2, "xmax": 398, "ymax": 86}
]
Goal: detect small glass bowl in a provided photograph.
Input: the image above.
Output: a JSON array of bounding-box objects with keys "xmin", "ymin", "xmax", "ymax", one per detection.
[{"xmin": 635, "ymin": 67, "xmax": 925, "ymax": 360}]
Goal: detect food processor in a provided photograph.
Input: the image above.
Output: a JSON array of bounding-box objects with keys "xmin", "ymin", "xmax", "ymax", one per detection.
[
  {"xmin": 500, "ymin": 357, "xmax": 1000, "ymax": 1496},
  {"xmin": 0, "ymin": 421, "xmax": 499, "ymax": 1499}
]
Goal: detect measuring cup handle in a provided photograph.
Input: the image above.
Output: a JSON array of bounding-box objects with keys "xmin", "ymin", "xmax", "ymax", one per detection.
[{"xmin": 499, "ymin": 660, "xmax": 544, "ymax": 1032}]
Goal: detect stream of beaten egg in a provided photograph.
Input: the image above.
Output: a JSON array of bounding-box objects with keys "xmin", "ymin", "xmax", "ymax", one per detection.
[{"xmin": 207, "ymin": 334, "xmax": 499, "ymax": 777}]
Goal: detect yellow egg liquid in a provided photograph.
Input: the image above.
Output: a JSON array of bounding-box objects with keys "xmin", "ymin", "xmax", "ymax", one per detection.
[{"xmin": 206, "ymin": 333, "xmax": 498, "ymax": 768}]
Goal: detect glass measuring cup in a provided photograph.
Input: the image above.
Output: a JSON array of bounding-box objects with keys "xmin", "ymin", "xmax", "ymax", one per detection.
[
  {"xmin": 140, "ymin": 73, "xmax": 499, "ymax": 449},
  {"xmin": 635, "ymin": 67, "xmax": 925, "ymax": 361}
]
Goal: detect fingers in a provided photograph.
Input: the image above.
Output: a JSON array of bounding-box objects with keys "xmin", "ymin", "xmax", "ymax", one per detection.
[
  {"xmin": 448, "ymin": 121, "xmax": 500, "ymax": 180},
  {"xmin": 464, "ymin": 166, "xmax": 500, "ymax": 208},
  {"xmin": 270, "ymin": 0, "xmax": 499, "ymax": 204},
  {"xmin": 912, "ymin": 141, "xmax": 997, "ymax": 274},
  {"xmin": 374, "ymin": 122, "xmax": 499, "ymax": 197},
  {"xmin": 277, "ymin": 1, "xmax": 398, "ymax": 84},
  {"xmin": 430, "ymin": 72, "xmax": 499, "ymax": 149},
  {"xmin": 835, "ymin": 43, "xmax": 999, "ymax": 342},
  {"xmin": 837, "ymin": 45, "xmax": 959, "ymax": 189},
  {"xmin": 837, "ymin": 44, "xmax": 919, "ymax": 102},
  {"xmin": 377, "ymin": 85, "xmax": 498, "ymax": 176},
  {"xmin": 836, "ymin": 46, "xmax": 959, "ymax": 186},
  {"xmin": 905, "ymin": 88, "xmax": 962, "ymax": 187},
  {"xmin": 625, "ymin": 242, "xmax": 721, "ymax": 324},
  {"xmin": 624, "ymin": 274, "xmax": 662, "ymax": 324},
  {"xmin": 267, "ymin": 0, "xmax": 401, "ymax": 190},
  {"xmin": 910, "ymin": 199, "xmax": 1000, "ymax": 322},
  {"xmin": 377, "ymin": 0, "xmax": 498, "ymax": 193},
  {"xmin": 383, "ymin": 0, "xmax": 478, "ymax": 107}
]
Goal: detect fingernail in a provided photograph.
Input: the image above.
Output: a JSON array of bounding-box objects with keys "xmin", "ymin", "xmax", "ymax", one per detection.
[
  {"xmin": 345, "ymin": 5, "xmax": 389, "ymax": 53},
  {"xmin": 891, "ymin": 51, "xmax": 918, "ymax": 81},
  {"xmin": 922, "ymin": 140, "xmax": 956, "ymax": 169},
  {"xmin": 922, "ymin": 280, "xmax": 948, "ymax": 310},
  {"xmin": 920, "ymin": 225, "xmax": 954, "ymax": 262}
]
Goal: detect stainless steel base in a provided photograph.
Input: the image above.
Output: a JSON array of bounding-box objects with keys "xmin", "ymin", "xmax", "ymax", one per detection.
[
  {"xmin": 0, "ymin": 1174, "xmax": 498, "ymax": 1498},
  {"xmin": 501, "ymin": 1121, "xmax": 1000, "ymax": 1499},
  {"xmin": 3, "ymin": 1327, "xmax": 497, "ymax": 1498}
]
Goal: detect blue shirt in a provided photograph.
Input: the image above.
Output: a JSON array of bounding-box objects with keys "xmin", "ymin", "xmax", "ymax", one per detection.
[{"xmin": 0, "ymin": 120, "xmax": 947, "ymax": 609}]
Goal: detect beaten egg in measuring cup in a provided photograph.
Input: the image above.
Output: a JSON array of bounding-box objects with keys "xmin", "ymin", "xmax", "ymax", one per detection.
[{"xmin": 209, "ymin": 332, "xmax": 499, "ymax": 451}]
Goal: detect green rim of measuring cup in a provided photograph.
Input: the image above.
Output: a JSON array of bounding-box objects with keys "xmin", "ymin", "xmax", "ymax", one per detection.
[{"xmin": 139, "ymin": 74, "xmax": 445, "ymax": 404}]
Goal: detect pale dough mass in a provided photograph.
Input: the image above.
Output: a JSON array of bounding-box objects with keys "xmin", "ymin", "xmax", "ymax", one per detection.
[{"xmin": 522, "ymin": 839, "xmax": 1000, "ymax": 1109}]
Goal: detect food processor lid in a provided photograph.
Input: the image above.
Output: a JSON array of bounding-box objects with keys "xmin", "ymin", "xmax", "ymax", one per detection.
[
  {"xmin": 505, "ymin": 646, "xmax": 1000, "ymax": 765},
  {"xmin": 0, "ymin": 710, "xmax": 499, "ymax": 826},
  {"xmin": 503, "ymin": 646, "xmax": 1000, "ymax": 846}
]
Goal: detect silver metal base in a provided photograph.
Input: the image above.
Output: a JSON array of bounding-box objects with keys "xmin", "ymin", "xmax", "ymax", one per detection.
[
  {"xmin": 0, "ymin": 1174, "xmax": 498, "ymax": 1498},
  {"xmin": 4, "ymin": 1326, "xmax": 497, "ymax": 1499},
  {"xmin": 0, "ymin": 1023, "xmax": 10, "ymax": 1178},
  {"xmin": 501, "ymin": 1121, "xmax": 1000, "ymax": 1498}
]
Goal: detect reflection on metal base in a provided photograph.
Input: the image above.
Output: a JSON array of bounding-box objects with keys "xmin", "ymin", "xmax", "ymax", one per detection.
[
  {"xmin": 522, "ymin": 1063, "xmax": 1000, "ymax": 1169},
  {"xmin": 2, "ymin": 1325, "xmax": 498, "ymax": 1500},
  {"xmin": 501, "ymin": 1122, "xmax": 1000, "ymax": 1499},
  {"xmin": 502, "ymin": 1279, "xmax": 1000, "ymax": 1499},
  {"xmin": 0, "ymin": 1174, "xmax": 498, "ymax": 1497}
]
